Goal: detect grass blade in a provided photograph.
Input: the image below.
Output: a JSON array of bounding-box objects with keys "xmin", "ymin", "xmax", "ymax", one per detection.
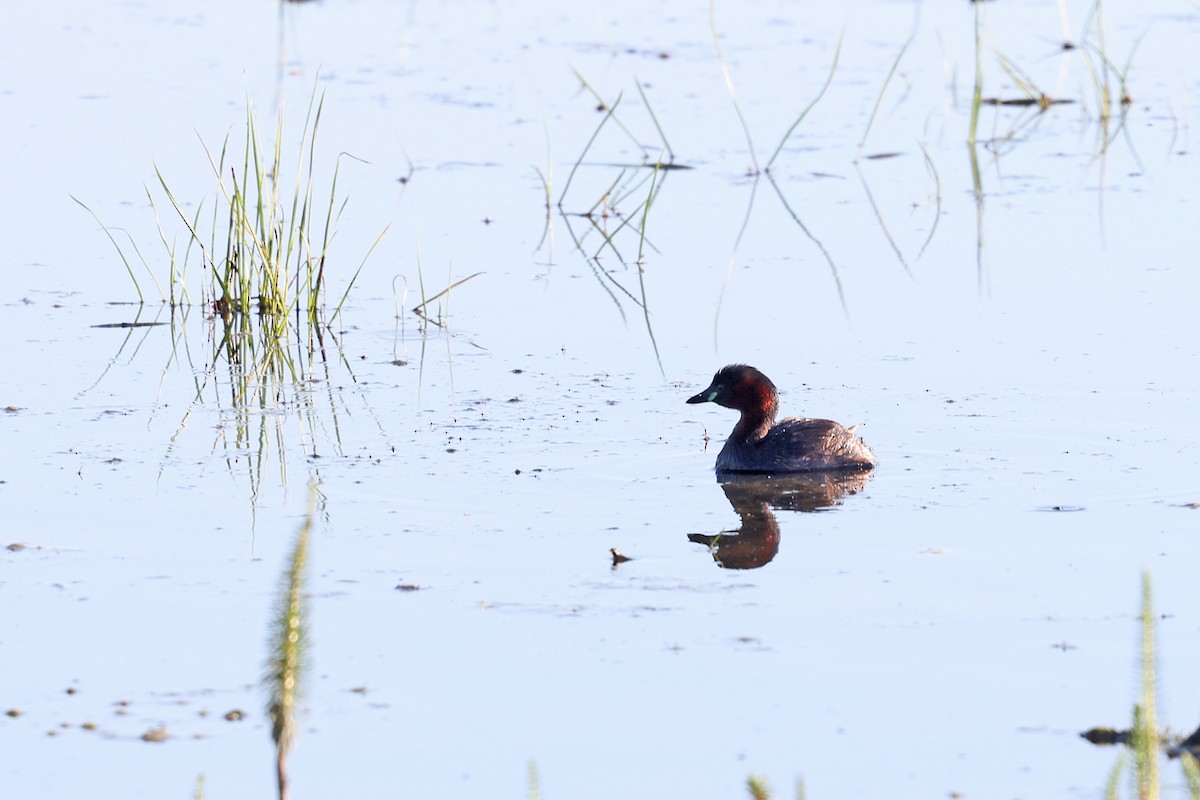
[
  {"xmin": 710, "ymin": 0, "xmax": 759, "ymax": 173},
  {"xmin": 856, "ymin": 31, "xmax": 913, "ymax": 162},
  {"xmin": 412, "ymin": 271, "xmax": 485, "ymax": 322},
  {"xmin": 71, "ymin": 195, "xmax": 146, "ymax": 304},
  {"xmin": 635, "ymin": 78, "xmax": 674, "ymax": 162},
  {"xmin": 767, "ymin": 28, "xmax": 844, "ymax": 171},
  {"xmin": 969, "ymin": 2, "xmax": 985, "ymax": 146},
  {"xmin": 558, "ymin": 92, "xmax": 623, "ymax": 208},
  {"xmin": 331, "ymin": 223, "xmax": 390, "ymax": 324}
]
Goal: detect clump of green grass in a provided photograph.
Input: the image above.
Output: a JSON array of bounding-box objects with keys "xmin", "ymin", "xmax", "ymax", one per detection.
[
  {"xmin": 78, "ymin": 81, "xmax": 386, "ymax": 326},
  {"xmin": 171, "ymin": 88, "xmax": 385, "ymax": 324},
  {"xmin": 78, "ymin": 85, "xmax": 395, "ymax": 502}
]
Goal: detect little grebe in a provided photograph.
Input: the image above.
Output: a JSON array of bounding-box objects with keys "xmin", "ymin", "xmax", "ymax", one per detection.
[{"xmin": 687, "ymin": 364, "xmax": 877, "ymax": 473}]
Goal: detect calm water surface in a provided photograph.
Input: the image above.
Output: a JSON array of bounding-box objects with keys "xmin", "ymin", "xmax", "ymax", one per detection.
[{"xmin": 2, "ymin": 1, "xmax": 1198, "ymax": 798}]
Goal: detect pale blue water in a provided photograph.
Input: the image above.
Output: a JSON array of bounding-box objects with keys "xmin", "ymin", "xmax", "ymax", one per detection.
[{"xmin": 2, "ymin": 1, "xmax": 1198, "ymax": 798}]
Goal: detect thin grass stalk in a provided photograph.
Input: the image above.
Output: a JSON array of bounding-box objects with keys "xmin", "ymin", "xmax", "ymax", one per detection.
[
  {"xmin": 534, "ymin": 164, "xmax": 553, "ymax": 253},
  {"xmin": 635, "ymin": 158, "xmax": 664, "ymax": 375},
  {"xmin": 290, "ymin": 84, "xmax": 324, "ymax": 305},
  {"xmin": 568, "ymin": 215, "xmax": 640, "ymax": 313},
  {"xmin": 591, "ymin": 208, "xmax": 639, "ymax": 264},
  {"xmin": 763, "ymin": 171, "xmax": 847, "ymax": 318},
  {"xmin": 227, "ymin": 166, "xmax": 250, "ymax": 310},
  {"xmin": 1079, "ymin": 36, "xmax": 1111, "ymax": 123},
  {"xmin": 856, "ymin": 31, "xmax": 914, "ymax": 162},
  {"xmin": 268, "ymin": 105, "xmax": 288, "ymax": 292},
  {"xmin": 242, "ymin": 105, "xmax": 262, "ymax": 308},
  {"xmin": 1056, "ymin": 0, "xmax": 1073, "ymax": 45},
  {"xmin": 249, "ymin": 100, "xmax": 270, "ymax": 258},
  {"xmin": 243, "ymin": 106, "xmax": 281, "ymax": 313},
  {"xmin": 539, "ymin": 119, "xmax": 554, "ymax": 209},
  {"xmin": 1094, "ymin": 0, "xmax": 1111, "ymax": 113},
  {"xmin": 264, "ymin": 103, "xmax": 288, "ymax": 316},
  {"xmin": 609, "ymin": 166, "xmax": 659, "ymax": 212},
  {"xmin": 120, "ymin": 225, "xmax": 167, "ymax": 303},
  {"xmin": 305, "ymin": 93, "xmax": 330, "ymax": 318},
  {"xmin": 712, "ymin": 177, "xmax": 760, "ymax": 347},
  {"xmin": 268, "ymin": 102, "xmax": 286, "ymax": 283},
  {"xmin": 180, "ymin": 201, "xmax": 204, "ymax": 306},
  {"xmin": 314, "ymin": 131, "xmax": 345, "ymax": 320},
  {"xmin": 766, "ymin": 29, "xmax": 844, "ymax": 171},
  {"xmin": 710, "ymin": 0, "xmax": 759, "ymax": 173},
  {"xmin": 265, "ymin": 485, "xmax": 315, "ymax": 800},
  {"xmin": 146, "ymin": 186, "xmax": 179, "ymax": 306},
  {"xmin": 332, "ymin": 223, "xmax": 390, "ymax": 324},
  {"xmin": 71, "ymin": 196, "xmax": 146, "ymax": 304},
  {"xmin": 968, "ymin": 2, "xmax": 984, "ymax": 146},
  {"xmin": 558, "ymin": 93, "xmax": 623, "ymax": 208},
  {"xmin": 586, "ymin": 169, "xmax": 628, "ymax": 219},
  {"xmin": 1083, "ymin": 39, "xmax": 1145, "ymax": 171},
  {"xmin": 635, "ymin": 78, "xmax": 674, "ymax": 162},
  {"xmin": 569, "ymin": 68, "xmax": 647, "ymax": 159},
  {"xmin": 583, "ymin": 216, "xmax": 633, "ymax": 285},
  {"xmin": 412, "ymin": 272, "xmax": 484, "ymax": 324},
  {"xmin": 1119, "ymin": 33, "xmax": 1144, "ymax": 107},
  {"xmin": 414, "ymin": 235, "xmax": 430, "ymax": 333},
  {"xmin": 996, "ymin": 58, "xmax": 1032, "ymax": 103},
  {"xmin": 966, "ymin": 143, "xmax": 986, "ymax": 294},
  {"xmin": 210, "ymin": 136, "xmax": 231, "ymax": 309},
  {"xmin": 534, "ymin": 165, "xmax": 552, "ymax": 207},
  {"xmin": 636, "ymin": 156, "xmax": 661, "ymax": 265},
  {"xmin": 915, "ymin": 141, "xmax": 942, "ymax": 261},
  {"xmin": 856, "ymin": 164, "xmax": 911, "ymax": 276}
]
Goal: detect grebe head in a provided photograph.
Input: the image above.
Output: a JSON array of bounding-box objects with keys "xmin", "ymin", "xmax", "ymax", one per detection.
[{"xmin": 686, "ymin": 364, "xmax": 779, "ymax": 422}]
